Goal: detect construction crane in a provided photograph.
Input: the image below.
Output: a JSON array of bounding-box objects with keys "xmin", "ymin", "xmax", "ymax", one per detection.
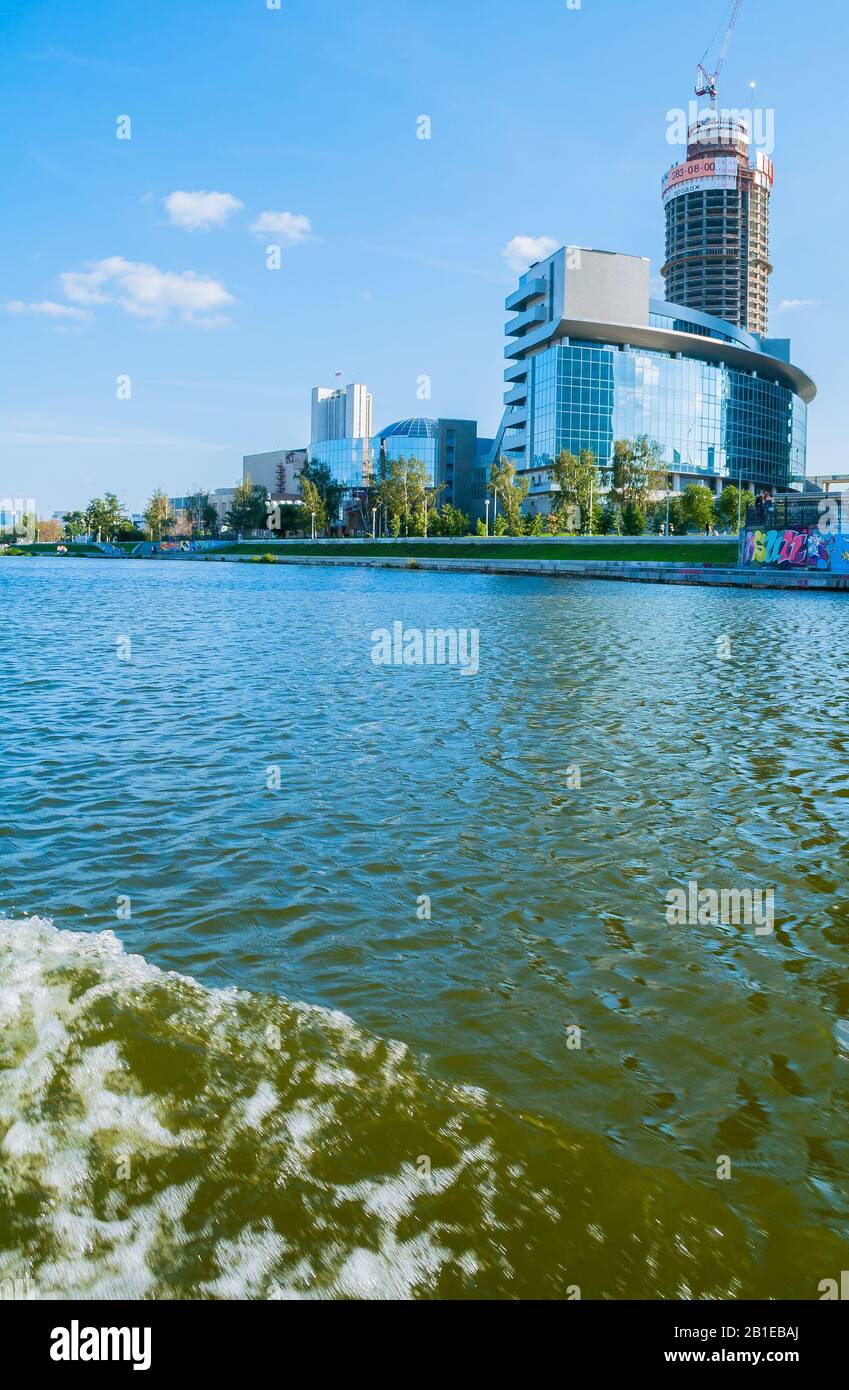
[{"xmin": 696, "ymin": 0, "xmax": 744, "ymax": 110}]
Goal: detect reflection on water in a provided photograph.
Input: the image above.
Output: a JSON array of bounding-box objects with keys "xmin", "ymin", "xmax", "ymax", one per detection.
[{"xmin": 1, "ymin": 557, "xmax": 847, "ymax": 1298}]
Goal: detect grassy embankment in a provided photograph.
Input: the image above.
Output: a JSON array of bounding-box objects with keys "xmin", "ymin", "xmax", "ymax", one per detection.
[
  {"xmin": 222, "ymin": 539, "xmax": 739, "ymax": 565},
  {"xmin": 5, "ymin": 538, "xmax": 740, "ymax": 565}
]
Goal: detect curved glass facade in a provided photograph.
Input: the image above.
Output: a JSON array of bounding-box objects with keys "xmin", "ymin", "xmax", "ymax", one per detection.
[
  {"xmin": 374, "ymin": 419, "xmax": 438, "ymax": 485},
  {"xmin": 521, "ymin": 339, "xmax": 806, "ymax": 491},
  {"xmin": 308, "ymin": 437, "xmax": 374, "ymax": 488}
]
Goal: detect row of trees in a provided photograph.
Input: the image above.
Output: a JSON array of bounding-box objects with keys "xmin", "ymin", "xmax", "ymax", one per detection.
[
  {"xmin": 61, "ymin": 489, "xmax": 218, "ymax": 543},
  {"xmin": 540, "ymin": 439, "xmax": 754, "ymax": 536},
  {"xmin": 56, "ymin": 438, "xmax": 754, "ymax": 547},
  {"xmin": 283, "ymin": 439, "xmax": 750, "ymax": 540}
]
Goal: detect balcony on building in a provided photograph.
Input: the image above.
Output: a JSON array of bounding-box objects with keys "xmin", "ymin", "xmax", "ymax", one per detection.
[
  {"xmin": 505, "ymin": 303, "xmax": 547, "ymax": 339},
  {"xmin": 504, "ymin": 277, "xmax": 547, "ymax": 313}
]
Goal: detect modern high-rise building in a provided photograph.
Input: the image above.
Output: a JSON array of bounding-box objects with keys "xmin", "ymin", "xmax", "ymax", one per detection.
[
  {"xmin": 310, "ymin": 382, "xmax": 373, "ymax": 444},
  {"xmin": 661, "ymin": 114, "xmax": 774, "ymax": 336},
  {"xmin": 308, "ymin": 381, "xmax": 375, "ymax": 490},
  {"xmin": 489, "ymin": 245, "xmax": 814, "ymax": 511}
]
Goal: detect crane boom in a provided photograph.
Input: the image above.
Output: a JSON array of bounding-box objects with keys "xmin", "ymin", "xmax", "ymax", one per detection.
[{"xmin": 696, "ymin": 0, "xmax": 744, "ymax": 109}]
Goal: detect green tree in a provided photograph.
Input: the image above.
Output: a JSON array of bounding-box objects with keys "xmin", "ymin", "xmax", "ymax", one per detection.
[
  {"xmin": 551, "ymin": 448, "xmax": 599, "ymax": 533},
  {"xmin": 299, "ymin": 477, "xmax": 326, "ymax": 537},
  {"xmin": 524, "ymin": 512, "xmax": 545, "ymax": 536},
  {"xmin": 268, "ymin": 501, "xmax": 308, "ymax": 536},
  {"xmin": 488, "ymin": 456, "xmax": 529, "ymax": 535},
  {"xmin": 374, "ymin": 456, "xmax": 441, "ymax": 536},
  {"xmin": 622, "ymin": 501, "xmax": 646, "ymax": 535},
  {"xmin": 681, "ymin": 483, "xmax": 715, "ymax": 534},
  {"xmin": 600, "ymin": 497, "xmax": 623, "ymax": 535},
  {"xmin": 608, "ymin": 436, "xmax": 666, "ymax": 510},
  {"xmin": 183, "ymin": 490, "xmax": 213, "ymax": 536},
  {"xmin": 226, "ymin": 476, "xmax": 269, "ymax": 535},
  {"xmin": 62, "ymin": 510, "xmax": 87, "ymax": 540},
  {"xmin": 85, "ymin": 492, "xmax": 128, "ymax": 542},
  {"xmin": 715, "ymin": 485, "xmax": 755, "ymax": 534},
  {"xmin": 144, "ymin": 490, "xmax": 173, "ymax": 542},
  {"xmin": 299, "ymin": 459, "xmax": 345, "ymax": 537}
]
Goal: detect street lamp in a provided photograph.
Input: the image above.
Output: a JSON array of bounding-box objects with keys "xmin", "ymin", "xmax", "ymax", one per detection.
[
  {"xmin": 310, "ymin": 511, "xmax": 316, "ymax": 541},
  {"xmin": 372, "ymin": 506, "xmax": 377, "ymax": 540},
  {"xmin": 485, "ymin": 497, "xmax": 490, "ymax": 537}
]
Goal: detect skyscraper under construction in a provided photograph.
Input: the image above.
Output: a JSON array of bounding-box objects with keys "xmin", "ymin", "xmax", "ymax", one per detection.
[
  {"xmin": 661, "ymin": 0, "xmax": 774, "ymax": 337},
  {"xmin": 661, "ymin": 113, "xmax": 774, "ymax": 337}
]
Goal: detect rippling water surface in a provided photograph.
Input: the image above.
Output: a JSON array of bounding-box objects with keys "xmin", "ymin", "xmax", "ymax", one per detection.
[{"xmin": 1, "ymin": 557, "xmax": 848, "ymax": 1298}]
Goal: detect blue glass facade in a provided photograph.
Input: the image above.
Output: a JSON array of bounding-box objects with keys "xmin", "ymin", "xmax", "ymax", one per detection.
[
  {"xmin": 308, "ymin": 437, "xmax": 374, "ymax": 488},
  {"xmin": 374, "ymin": 419, "xmax": 488, "ymax": 514},
  {"xmin": 493, "ymin": 247, "xmax": 815, "ymax": 503},
  {"xmin": 374, "ymin": 419, "xmax": 438, "ymax": 485},
  {"xmin": 518, "ymin": 340, "xmax": 806, "ymax": 490}
]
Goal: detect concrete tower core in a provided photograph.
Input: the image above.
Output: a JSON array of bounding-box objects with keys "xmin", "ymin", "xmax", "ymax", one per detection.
[{"xmin": 661, "ymin": 114, "xmax": 773, "ymax": 337}]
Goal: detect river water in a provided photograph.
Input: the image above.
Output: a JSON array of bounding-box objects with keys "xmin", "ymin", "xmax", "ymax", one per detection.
[{"xmin": 1, "ymin": 556, "xmax": 847, "ymax": 1299}]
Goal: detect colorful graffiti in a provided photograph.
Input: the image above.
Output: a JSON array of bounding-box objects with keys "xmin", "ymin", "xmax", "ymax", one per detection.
[{"xmin": 740, "ymin": 527, "xmax": 849, "ymax": 573}]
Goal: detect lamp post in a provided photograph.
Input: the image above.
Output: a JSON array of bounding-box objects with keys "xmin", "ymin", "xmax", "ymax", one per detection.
[
  {"xmin": 371, "ymin": 506, "xmax": 377, "ymax": 540},
  {"xmin": 310, "ymin": 511, "xmax": 316, "ymax": 541},
  {"xmin": 423, "ymin": 491, "xmax": 428, "ymax": 539},
  {"xmin": 485, "ymin": 497, "xmax": 490, "ymax": 537}
]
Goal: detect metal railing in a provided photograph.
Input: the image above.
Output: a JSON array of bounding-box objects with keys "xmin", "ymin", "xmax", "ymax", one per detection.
[{"xmin": 744, "ymin": 495, "xmax": 840, "ymax": 532}]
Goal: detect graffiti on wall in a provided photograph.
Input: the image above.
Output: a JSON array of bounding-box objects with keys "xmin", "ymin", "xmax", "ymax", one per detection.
[{"xmin": 740, "ymin": 527, "xmax": 849, "ymax": 572}]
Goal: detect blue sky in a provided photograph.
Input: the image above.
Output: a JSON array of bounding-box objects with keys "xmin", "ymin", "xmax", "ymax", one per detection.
[{"xmin": 1, "ymin": 0, "xmax": 845, "ymax": 515}]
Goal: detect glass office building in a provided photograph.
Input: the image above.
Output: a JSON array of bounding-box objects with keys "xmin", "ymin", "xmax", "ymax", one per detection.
[
  {"xmin": 492, "ymin": 246, "xmax": 815, "ymax": 511},
  {"xmin": 308, "ymin": 437, "xmax": 374, "ymax": 488},
  {"xmin": 375, "ymin": 418, "xmax": 439, "ymax": 483},
  {"xmin": 374, "ymin": 418, "xmax": 491, "ymax": 516}
]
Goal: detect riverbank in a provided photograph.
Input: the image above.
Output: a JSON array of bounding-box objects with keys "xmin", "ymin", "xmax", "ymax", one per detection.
[
  {"xmin": 6, "ymin": 536, "xmax": 737, "ymax": 563},
  {"xmin": 7, "ymin": 537, "xmax": 845, "ymax": 587},
  {"xmin": 232, "ymin": 552, "xmax": 849, "ymax": 589}
]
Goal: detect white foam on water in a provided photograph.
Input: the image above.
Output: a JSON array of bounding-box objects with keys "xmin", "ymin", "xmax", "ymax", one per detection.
[
  {"xmin": 0, "ymin": 915, "xmax": 517, "ymax": 1300},
  {"xmin": 1, "ymin": 914, "xmax": 751, "ymax": 1300}
]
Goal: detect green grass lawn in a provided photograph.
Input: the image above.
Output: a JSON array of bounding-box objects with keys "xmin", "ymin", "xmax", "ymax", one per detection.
[
  {"xmin": 7, "ymin": 538, "xmax": 740, "ymax": 566},
  {"xmin": 222, "ymin": 539, "xmax": 739, "ymax": 565}
]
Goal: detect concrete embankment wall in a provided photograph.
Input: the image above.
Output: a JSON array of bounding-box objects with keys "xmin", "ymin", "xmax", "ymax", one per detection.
[{"xmin": 211, "ymin": 553, "xmax": 849, "ymax": 591}]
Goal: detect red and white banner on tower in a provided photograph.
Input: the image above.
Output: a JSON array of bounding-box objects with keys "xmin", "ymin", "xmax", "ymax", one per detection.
[{"xmin": 662, "ymin": 156, "xmax": 738, "ymax": 202}]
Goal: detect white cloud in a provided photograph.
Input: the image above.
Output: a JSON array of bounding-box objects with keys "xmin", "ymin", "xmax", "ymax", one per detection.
[
  {"xmin": 6, "ymin": 299, "xmax": 92, "ymax": 321},
  {"xmin": 249, "ymin": 211, "xmax": 311, "ymax": 244},
  {"xmin": 778, "ymin": 298, "xmax": 817, "ymax": 311},
  {"xmin": 59, "ymin": 256, "xmax": 234, "ymax": 324},
  {"xmin": 164, "ymin": 190, "xmax": 243, "ymax": 230},
  {"xmin": 502, "ymin": 235, "xmax": 559, "ymax": 274}
]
